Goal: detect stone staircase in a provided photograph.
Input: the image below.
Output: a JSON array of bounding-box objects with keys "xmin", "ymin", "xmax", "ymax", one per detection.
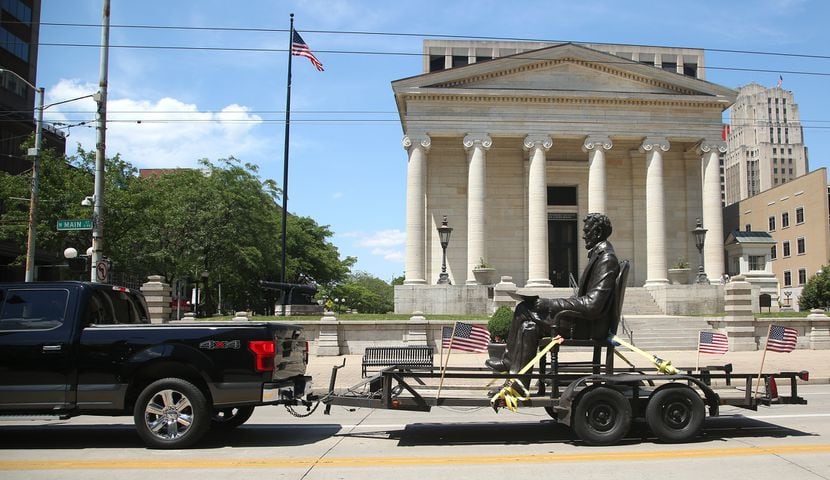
[
  {"xmin": 616, "ymin": 315, "xmax": 713, "ymax": 351},
  {"xmin": 620, "ymin": 287, "xmax": 663, "ymax": 315}
]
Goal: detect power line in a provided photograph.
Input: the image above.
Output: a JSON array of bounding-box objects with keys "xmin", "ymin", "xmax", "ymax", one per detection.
[{"xmin": 37, "ymin": 21, "xmax": 830, "ymax": 61}]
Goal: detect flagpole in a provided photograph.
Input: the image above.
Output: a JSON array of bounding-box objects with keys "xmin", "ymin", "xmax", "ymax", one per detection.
[
  {"xmin": 696, "ymin": 332, "xmax": 701, "ymax": 372},
  {"xmin": 754, "ymin": 324, "xmax": 773, "ymax": 398},
  {"xmin": 279, "ymin": 13, "xmax": 294, "ymax": 315},
  {"xmin": 436, "ymin": 322, "xmax": 457, "ymax": 399}
]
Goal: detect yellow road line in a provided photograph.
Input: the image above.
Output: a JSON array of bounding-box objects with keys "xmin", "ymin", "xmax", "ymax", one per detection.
[{"xmin": 2, "ymin": 444, "xmax": 830, "ymax": 470}]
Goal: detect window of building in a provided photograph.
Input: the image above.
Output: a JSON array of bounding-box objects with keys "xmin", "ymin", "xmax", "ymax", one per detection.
[
  {"xmin": 745, "ymin": 223, "xmax": 751, "ymax": 231},
  {"xmin": 782, "ymin": 211, "xmax": 790, "ymax": 228},
  {"xmin": 796, "ymin": 207, "xmax": 804, "ymax": 224},
  {"xmin": 797, "ymin": 237, "xmax": 806, "ymax": 255},
  {"xmin": 429, "ymin": 55, "xmax": 445, "ymax": 72},
  {"xmin": 784, "ymin": 270, "xmax": 792, "ymax": 287},
  {"xmin": 749, "ymin": 255, "xmax": 765, "ymax": 271},
  {"xmin": 683, "ymin": 64, "xmax": 697, "ymax": 77},
  {"xmin": 546, "ymin": 186, "xmax": 577, "ymax": 206},
  {"xmin": 774, "ymin": 168, "xmax": 778, "ymax": 174},
  {"xmin": 0, "ymin": 28, "xmax": 30, "ymax": 62},
  {"xmin": 661, "ymin": 62, "xmax": 677, "ymax": 73},
  {"xmin": 799, "ymin": 268, "xmax": 807, "ymax": 285},
  {"xmin": 768, "ymin": 216, "xmax": 776, "ymax": 231},
  {"xmin": 1, "ymin": 0, "xmax": 32, "ymax": 24},
  {"xmin": 783, "ymin": 241, "xmax": 791, "ymax": 257},
  {"xmin": 771, "ymin": 244, "xmax": 777, "ymax": 260},
  {"xmin": 451, "ymin": 55, "xmax": 468, "ymax": 68}
]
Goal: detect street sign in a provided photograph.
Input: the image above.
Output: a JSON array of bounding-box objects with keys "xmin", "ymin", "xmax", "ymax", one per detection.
[
  {"xmin": 96, "ymin": 260, "xmax": 109, "ymax": 282},
  {"xmin": 57, "ymin": 219, "xmax": 92, "ymax": 231}
]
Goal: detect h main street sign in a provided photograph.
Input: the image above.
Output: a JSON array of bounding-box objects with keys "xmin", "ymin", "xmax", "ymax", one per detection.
[{"xmin": 57, "ymin": 219, "xmax": 93, "ymax": 231}]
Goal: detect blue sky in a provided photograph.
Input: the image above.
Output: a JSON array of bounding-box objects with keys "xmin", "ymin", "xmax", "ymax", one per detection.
[{"xmin": 36, "ymin": 0, "xmax": 830, "ymax": 282}]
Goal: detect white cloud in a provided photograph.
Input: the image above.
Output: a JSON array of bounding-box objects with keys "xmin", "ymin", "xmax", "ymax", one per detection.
[
  {"xmin": 44, "ymin": 78, "xmax": 266, "ymax": 168},
  {"xmin": 352, "ymin": 229, "xmax": 406, "ymax": 248}
]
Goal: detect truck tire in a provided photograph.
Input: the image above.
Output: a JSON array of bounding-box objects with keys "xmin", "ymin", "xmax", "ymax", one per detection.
[
  {"xmin": 134, "ymin": 378, "xmax": 210, "ymax": 449},
  {"xmin": 212, "ymin": 406, "xmax": 255, "ymax": 429},
  {"xmin": 572, "ymin": 387, "xmax": 631, "ymax": 446},
  {"xmin": 645, "ymin": 385, "xmax": 705, "ymax": 443}
]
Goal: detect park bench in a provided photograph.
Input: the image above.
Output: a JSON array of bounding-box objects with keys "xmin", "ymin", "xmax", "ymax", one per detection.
[{"xmin": 361, "ymin": 346, "xmax": 434, "ymax": 378}]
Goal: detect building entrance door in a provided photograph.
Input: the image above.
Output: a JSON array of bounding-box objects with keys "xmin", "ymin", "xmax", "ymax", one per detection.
[{"xmin": 548, "ymin": 213, "xmax": 579, "ymax": 288}]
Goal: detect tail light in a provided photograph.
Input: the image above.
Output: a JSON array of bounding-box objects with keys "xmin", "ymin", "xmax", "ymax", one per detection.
[
  {"xmin": 303, "ymin": 340, "xmax": 309, "ymax": 364},
  {"xmin": 799, "ymin": 370, "xmax": 809, "ymax": 381},
  {"xmin": 248, "ymin": 340, "xmax": 276, "ymax": 372}
]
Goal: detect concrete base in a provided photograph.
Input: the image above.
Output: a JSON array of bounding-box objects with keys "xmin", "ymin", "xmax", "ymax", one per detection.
[
  {"xmin": 275, "ymin": 304, "xmax": 324, "ymax": 316},
  {"xmin": 394, "ymin": 285, "xmax": 491, "ymax": 314},
  {"xmin": 646, "ymin": 284, "xmax": 724, "ymax": 315},
  {"xmin": 316, "ymin": 312, "xmax": 341, "ymax": 356}
]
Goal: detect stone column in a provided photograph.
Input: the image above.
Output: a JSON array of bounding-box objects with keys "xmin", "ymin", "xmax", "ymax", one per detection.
[
  {"xmin": 464, "ymin": 133, "xmax": 492, "ymax": 284},
  {"xmin": 316, "ymin": 310, "xmax": 340, "ymax": 356},
  {"xmin": 403, "ymin": 134, "xmax": 431, "ymax": 285},
  {"xmin": 141, "ymin": 275, "xmax": 172, "ymax": 324},
  {"xmin": 722, "ymin": 275, "xmax": 758, "ymax": 351},
  {"xmin": 524, "ymin": 134, "xmax": 553, "ymax": 288},
  {"xmin": 641, "ymin": 137, "xmax": 670, "ymax": 287},
  {"xmin": 808, "ymin": 309, "xmax": 830, "ymax": 349},
  {"xmin": 697, "ymin": 140, "xmax": 727, "ymax": 283},
  {"xmin": 405, "ymin": 311, "xmax": 428, "ymax": 345},
  {"xmin": 583, "ymin": 136, "xmax": 612, "ymax": 214}
]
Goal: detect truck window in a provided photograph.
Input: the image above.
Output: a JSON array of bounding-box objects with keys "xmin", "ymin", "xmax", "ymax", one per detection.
[
  {"xmin": 86, "ymin": 289, "xmax": 149, "ymax": 325},
  {"xmin": 0, "ymin": 289, "xmax": 68, "ymax": 331}
]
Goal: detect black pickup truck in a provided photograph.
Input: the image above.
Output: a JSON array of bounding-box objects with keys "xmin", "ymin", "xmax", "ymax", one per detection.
[{"xmin": 0, "ymin": 281, "xmax": 314, "ymax": 448}]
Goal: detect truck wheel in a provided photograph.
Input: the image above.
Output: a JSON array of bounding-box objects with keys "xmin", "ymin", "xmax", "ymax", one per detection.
[
  {"xmin": 212, "ymin": 406, "xmax": 255, "ymax": 429},
  {"xmin": 134, "ymin": 378, "xmax": 210, "ymax": 449},
  {"xmin": 645, "ymin": 385, "xmax": 705, "ymax": 443},
  {"xmin": 572, "ymin": 387, "xmax": 631, "ymax": 446}
]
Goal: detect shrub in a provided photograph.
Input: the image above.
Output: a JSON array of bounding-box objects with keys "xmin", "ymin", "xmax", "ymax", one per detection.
[
  {"xmin": 488, "ymin": 306, "xmax": 513, "ymax": 342},
  {"xmin": 799, "ymin": 265, "xmax": 830, "ymax": 310}
]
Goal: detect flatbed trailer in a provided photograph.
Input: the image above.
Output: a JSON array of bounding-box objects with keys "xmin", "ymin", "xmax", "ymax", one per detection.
[{"xmin": 323, "ymin": 360, "xmax": 809, "ymax": 445}]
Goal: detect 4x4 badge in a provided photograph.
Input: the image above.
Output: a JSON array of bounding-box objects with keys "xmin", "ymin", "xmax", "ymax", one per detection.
[{"xmin": 199, "ymin": 340, "xmax": 241, "ymax": 350}]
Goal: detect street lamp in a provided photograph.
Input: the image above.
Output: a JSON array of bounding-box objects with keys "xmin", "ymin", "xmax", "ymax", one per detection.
[
  {"xmin": 437, "ymin": 215, "xmax": 453, "ymax": 285},
  {"xmin": 692, "ymin": 217, "xmax": 709, "ymax": 284},
  {"xmin": 0, "ymin": 68, "xmax": 43, "ymax": 282}
]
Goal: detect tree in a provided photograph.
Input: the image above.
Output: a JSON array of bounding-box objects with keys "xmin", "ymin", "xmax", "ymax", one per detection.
[
  {"xmin": 331, "ymin": 271, "xmax": 393, "ymax": 314},
  {"xmin": 798, "ymin": 265, "xmax": 830, "ymax": 310}
]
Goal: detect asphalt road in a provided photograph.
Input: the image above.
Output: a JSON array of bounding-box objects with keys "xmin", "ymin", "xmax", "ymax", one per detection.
[{"xmin": 2, "ymin": 384, "xmax": 830, "ymax": 480}]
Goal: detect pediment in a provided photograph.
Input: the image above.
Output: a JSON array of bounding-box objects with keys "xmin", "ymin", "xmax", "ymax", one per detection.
[{"xmin": 393, "ymin": 43, "xmax": 735, "ymax": 100}]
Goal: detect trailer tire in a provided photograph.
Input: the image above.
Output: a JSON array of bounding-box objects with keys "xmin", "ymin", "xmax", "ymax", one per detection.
[
  {"xmin": 572, "ymin": 387, "xmax": 631, "ymax": 446},
  {"xmin": 646, "ymin": 385, "xmax": 705, "ymax": 443},
  {"xmin": 212, "ymin": 406, "xmax": 255, "ymax": 429}
]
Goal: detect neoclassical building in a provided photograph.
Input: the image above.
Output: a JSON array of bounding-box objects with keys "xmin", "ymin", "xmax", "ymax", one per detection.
[{"xmin": 393, "ymin": 41, "xmax": 737, "ymax": 313}]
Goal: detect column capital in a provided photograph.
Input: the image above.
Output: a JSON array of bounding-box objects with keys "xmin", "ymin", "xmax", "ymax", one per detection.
[
  {"xmin": 582, "ymin": 135, "xmax": 612, "ymax": 152},
  {"xmin": 696, "ymin": 139, "xmax": 727, "ymax": 155},
  {"xmin": 523, "ymin": 134, "xmax": 553, "ymax": 152},
  {"xmin": 402, "ymin": 134, "xmax": 431, "ymax": 152},
  {"xmin": 463, "ymin": 133, "xmax": 492, "ymax": 151},
  {"xmin": 639, "ymin": 137, "xmax": 670, "ymax": 153}
]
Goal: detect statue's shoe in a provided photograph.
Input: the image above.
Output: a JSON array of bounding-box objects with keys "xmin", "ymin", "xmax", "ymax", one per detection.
[{"xmin": 484, "ymin": 357, "xmax": 510, "ymax": 372}]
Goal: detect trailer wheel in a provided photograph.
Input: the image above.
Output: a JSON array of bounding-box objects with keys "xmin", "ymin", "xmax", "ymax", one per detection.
[
  {"xmin": 572, "ymin": 387, "xmax": 631, "ymax": 446},
  {"xmin": 211, "ymin": 406, "xmax": 255, "ymax": 429},
  {"xmin": 134, "ymin": 378, "xmax": 210, "ymax": 449},
  {"xmin": 646, "ymin": 385, "xmax": 705, "ymax": 443}
]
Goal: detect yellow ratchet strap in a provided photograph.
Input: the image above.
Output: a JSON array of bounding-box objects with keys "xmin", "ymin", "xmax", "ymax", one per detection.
[
  {"xmin": 490, "ymin": 335, "xmax": 564, "ymax": 412},
  {"xmin": 608, "ymin": 334, "xmax": 678, "ymax": 375}
]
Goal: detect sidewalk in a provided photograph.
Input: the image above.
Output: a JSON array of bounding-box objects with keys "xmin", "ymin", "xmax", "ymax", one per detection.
[{"xmin": 308, "ymin": 348, "xmax": 829, "ymax": 392}]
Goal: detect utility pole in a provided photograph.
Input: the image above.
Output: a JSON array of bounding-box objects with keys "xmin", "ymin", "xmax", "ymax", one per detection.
[
  {"xmin": 91, "ymin": 0, "xmax": 110, "ymax": 282},
  {"xmin": 0, "ymin": 68, "xmax": 44, "ymax": 282},
  {"xmin": 24, "ymin": 86, "xmax": 43, "ymax": 282}
]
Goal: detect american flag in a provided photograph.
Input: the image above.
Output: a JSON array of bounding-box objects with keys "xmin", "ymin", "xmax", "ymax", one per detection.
[
  {"xmin": 445, "ymin": 322, "xmax": 489, "ymax": 353},
  {"xmin": 441, "ymin": 325, "xmax": 453, "ymax": 349},
  {"xmin": 291, "ymin": 31, "xmax": 324, "ymax": 71},
  {"xmin": 698, "ymin": 331, "xmax": 728, "ymax": 354},
  {"xmin": 766, "ymin": 325, "xmax": 798, "ymax": 353}
]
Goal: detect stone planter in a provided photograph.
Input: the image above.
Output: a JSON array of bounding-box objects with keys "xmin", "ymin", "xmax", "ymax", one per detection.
[
  {"xmin": 487, "ymin": 342, "xmax": 507, "ymax": 362},
  {"xmin": 668, "ymin": 268, "xmax": 691, "ymax": 285},
  {"xmin": 473, "ymin": 267, "xmax": 498, "ymax": 285}
]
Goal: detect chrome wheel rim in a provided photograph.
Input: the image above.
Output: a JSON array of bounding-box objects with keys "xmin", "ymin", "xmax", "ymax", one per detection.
[{"xmin": 144, "ymin": 389, "xmax": 194, "ymax": 440}]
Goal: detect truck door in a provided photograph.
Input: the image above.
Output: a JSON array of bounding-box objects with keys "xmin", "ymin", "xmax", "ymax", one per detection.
[{"xmin": 0, "ymin": 287, "xmax": 74, "ymax": 411}]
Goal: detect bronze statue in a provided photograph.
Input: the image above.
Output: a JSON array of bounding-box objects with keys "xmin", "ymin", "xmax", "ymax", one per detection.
[{"xmin": 486, "ymin": 213, "xmax": 620, "ymax": 376}]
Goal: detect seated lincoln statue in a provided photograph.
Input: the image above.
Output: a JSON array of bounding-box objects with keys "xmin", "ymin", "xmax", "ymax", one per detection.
[{"xmin": 486, "ymin": 212, "xmax": 620, "ymax": 375}]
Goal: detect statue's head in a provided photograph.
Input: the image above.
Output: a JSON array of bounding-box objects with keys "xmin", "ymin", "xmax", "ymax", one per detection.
[{"xmin": 582, "ymin": 213, "xmax": 612, "ymax": 250}]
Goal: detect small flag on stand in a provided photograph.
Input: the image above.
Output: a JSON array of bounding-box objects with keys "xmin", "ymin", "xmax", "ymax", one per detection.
[
  {"xmin": 292, "ymin": 31, "xmax": 324, "ymax": 71},
  {"xmin": 765, "ymin": 325, "xmax": 798, "ymax": 353},
  {"xmin": 777, "ymin": 74, "xmax": 783, "ymax": 88},
  {"xmin": 441, "ymin": 325, "xmax": 453, "ymax": 349},
  {"xmin": 698, "ymin": 331, "xmax": 728, "ymax": 354},
  {"xmin": 446, "ymin": 322, "xmax": 490, "ymax": 353}
]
